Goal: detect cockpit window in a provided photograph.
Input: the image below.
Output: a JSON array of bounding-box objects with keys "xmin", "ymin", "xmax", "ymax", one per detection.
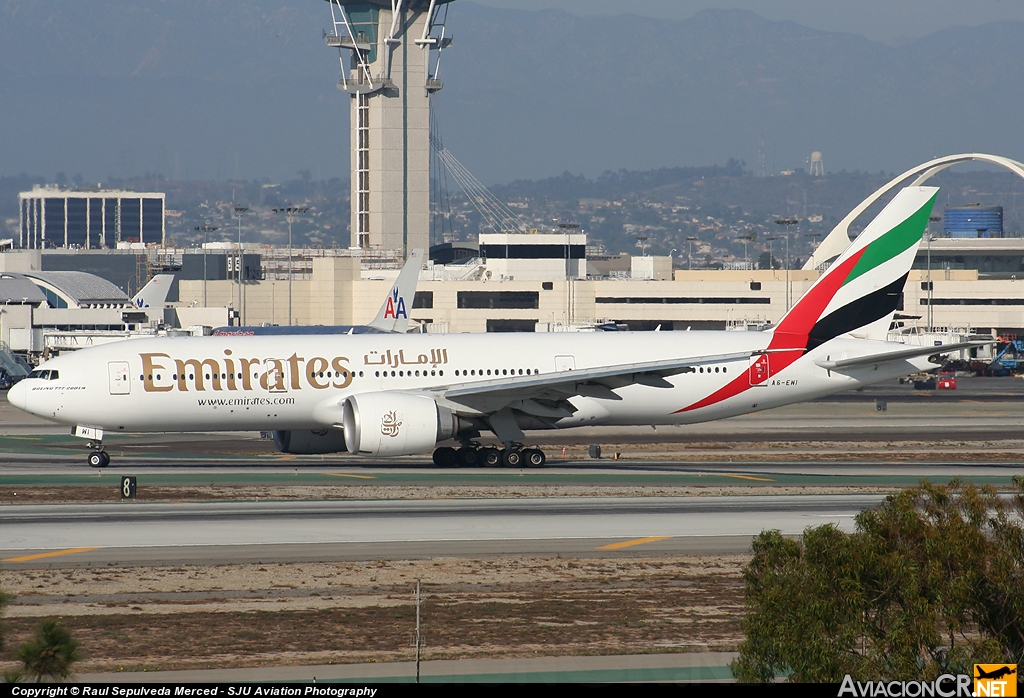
[{"xmin": 27, "ymin": 370, "xmax": 57, "ymax": 380}]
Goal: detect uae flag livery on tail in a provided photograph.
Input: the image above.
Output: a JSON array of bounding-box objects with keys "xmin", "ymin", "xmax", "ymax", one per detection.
[
  {"xmin": 773, "ymin": 185, "xmax": 938, "ymax": 352},
  {"xmin": 679, "ymin": 186, "xmax": 938, "ymax": 413}
]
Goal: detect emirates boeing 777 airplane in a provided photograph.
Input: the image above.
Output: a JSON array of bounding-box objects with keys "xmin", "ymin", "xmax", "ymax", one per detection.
[{"xmin": 7, "ymin": 186, "xmax": 982, "ymax": 468}]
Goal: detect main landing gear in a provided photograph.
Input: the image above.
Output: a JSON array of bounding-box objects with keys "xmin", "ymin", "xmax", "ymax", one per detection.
[
  {"xmin": 86, "ymin": 441, "xmax": 110, "ymax": 468},
  {"xmin": 432, "ymin": 445, "xmax": 546, "ymax": 468}
]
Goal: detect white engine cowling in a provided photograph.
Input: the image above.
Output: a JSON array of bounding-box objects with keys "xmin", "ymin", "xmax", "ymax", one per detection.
[{"xmin": 342, "ymin": 391, "xmax": 456, "ymax": 456}]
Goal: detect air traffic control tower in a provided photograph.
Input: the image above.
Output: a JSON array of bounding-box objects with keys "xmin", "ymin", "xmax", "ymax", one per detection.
[{"xmin": 323, "ymin": 0, "xmax": 453, "ymax": 255}]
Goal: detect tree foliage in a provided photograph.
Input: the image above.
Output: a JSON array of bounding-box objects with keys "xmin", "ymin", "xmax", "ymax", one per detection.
[
  {"xmin": 16, "ymin": 620, "xmax": 82, "ymax": 683},
  {"xmin": 0, "ymin": 588, "xmax": 10, "ymax": 653},
  {"xmin": 732, "ymin": 478, "xmax": 1024, "ymax": 682}
]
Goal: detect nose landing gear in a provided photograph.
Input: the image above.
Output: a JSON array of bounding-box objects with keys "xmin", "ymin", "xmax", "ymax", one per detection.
[{"xmin": 86, "ymin": 440, "xmax": 110, "ymax": 468}]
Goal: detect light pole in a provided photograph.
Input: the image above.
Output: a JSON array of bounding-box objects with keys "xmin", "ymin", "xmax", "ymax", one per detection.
[
  {"xmin": 774, "ymin": 217, "xmax": 798, "ymax": 311},
  {"xmin": 273, "ymin": 207, "xmax": 309, "ymax": 326},
  {"xmin": 765, "ymin": 236, "xmax": 778, "ymax": 271},
  {"xmin": 686, "ymin": 236, "xmax": 699, "ymax": 270},
  {"xmin": 805, "ymin": 232, "xmax": 821, "ymax": 256},
  {"xmin": 194, "ymin": 224, "xmax": 219, "ymax": 307},
  {"xmin": 558, "ymin": 222, "xmax": 579, "ymax": 324},
  {"xmin": 233, "ymin": 207, "xmax": 248, "ymax": 325},
  {"xmin": 927, "ymin": 215, "xmax": 941, "ymax": 332},
  {"xmin": 736, "ymin": 233, "xmax": 756, "ymax": 268},
  {"xmin": 636, "ymin": 234, "xmax": 649, "ymax": 257}
]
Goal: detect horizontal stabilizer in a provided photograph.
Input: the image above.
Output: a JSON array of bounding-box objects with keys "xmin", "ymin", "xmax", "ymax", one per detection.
[{"xmin": 814, "ymin": 340, "xmax": 992, "ymax": 371}]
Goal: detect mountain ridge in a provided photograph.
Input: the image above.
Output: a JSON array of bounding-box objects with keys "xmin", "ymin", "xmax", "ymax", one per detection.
[{"xmin": 0, "ymin": 2, "xmax": 1021, "ymax": 183}]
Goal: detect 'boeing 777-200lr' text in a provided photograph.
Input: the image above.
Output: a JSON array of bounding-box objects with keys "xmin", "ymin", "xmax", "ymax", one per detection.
[{"xmin": 7, "ymin": 186, "xmax": 984, "ymax": 468}]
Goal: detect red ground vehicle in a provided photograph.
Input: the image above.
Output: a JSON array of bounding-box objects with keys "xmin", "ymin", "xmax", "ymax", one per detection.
[{"xmin": 937, "ymin": 371, "xmax": 957, "ymax": 390}]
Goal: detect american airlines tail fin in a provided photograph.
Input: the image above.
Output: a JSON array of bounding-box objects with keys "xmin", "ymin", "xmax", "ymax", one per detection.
[
  {"xmin": 770, "ymin": 186, "xmax": 938, "ymax": 352},
  {"xmin": 132, "ymin": 274, "xmax": 175, "ymax": 309},
  {"xmin": 367, "ymin": 248, "xmax": 424, "ymax": 334}
]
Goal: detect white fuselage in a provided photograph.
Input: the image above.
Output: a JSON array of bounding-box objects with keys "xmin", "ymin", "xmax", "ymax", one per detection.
[{"xmin": 8, "ymin": 330, "xmax": 927, "ymax": 437}]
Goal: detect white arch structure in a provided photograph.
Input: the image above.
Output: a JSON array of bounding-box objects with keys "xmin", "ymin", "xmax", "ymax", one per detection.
[{"xmin": 802, "ymin": 153, "xmax": 1024, "ymax": 270}]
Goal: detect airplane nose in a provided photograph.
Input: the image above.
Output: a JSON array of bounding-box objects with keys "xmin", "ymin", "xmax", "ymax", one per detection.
[{"xmin": 7, "ymin": 380, "xmax": 29, "ymax": 412}]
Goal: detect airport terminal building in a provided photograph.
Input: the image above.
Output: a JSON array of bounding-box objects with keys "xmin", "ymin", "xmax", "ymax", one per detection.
[{"xmin": 18, "ymin": 186, "xmax": 166, "ymax": 249}]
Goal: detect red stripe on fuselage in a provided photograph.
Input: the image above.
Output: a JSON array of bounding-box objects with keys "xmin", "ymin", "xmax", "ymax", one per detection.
[
  {"xmin": 674, "ymin": 249, "xmax": 865, "ymax": 414},
  {"xmin": 673, "ymin": 348, "xmax": 802, "ymax": 413}
]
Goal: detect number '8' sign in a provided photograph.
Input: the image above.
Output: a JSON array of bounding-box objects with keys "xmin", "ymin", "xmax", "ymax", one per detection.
[{"xmin": 121, "ymin": 476, "xmax": 137, "ymax": 500}]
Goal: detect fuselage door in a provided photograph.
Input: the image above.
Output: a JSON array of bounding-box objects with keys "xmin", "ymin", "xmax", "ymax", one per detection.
[
  {"xmin": 108, "ymin": 361, "xmax": 131, "ymax": 395},
  {"xmin": 554, "ymin": 355, "xmax": 576, "ymax": 372},
  {"xmin": 748, "ymin": 353, "xmax": 770, "ymax": 386}
]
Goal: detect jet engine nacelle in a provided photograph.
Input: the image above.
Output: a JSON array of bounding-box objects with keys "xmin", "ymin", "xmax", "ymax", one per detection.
[
  {"xmin": 342, "ymin": 391, "xmax": 456, "ymax": 456},
  {"xmin": 273, "ymin": 428, "xmax": 348, "ymax": 455}
]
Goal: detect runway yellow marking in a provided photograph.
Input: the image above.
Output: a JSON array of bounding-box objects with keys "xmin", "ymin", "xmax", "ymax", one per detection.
[
  {"xmin": 3, "ymin": 547, "xmax": 100, "ymax": 563},
  {"xmin": 599, "ymin": 536, "xmax": 671, "ymax": 550},
  {"xmin": 327, "ymin": 473, "xmax": 377, "ymax": 480},
  {"xmin": 716, "ymin": 473, "xmax": 775, "ymax": 482}
]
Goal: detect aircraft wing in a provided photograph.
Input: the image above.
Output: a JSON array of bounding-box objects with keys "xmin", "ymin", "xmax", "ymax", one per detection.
[
  {"xmin": 425, "ymin": 350, "xmax": 755, "ymax": 418},
  {"xmin": 814, "ymin": 340, "xmax": 992, "ymax": 371}
]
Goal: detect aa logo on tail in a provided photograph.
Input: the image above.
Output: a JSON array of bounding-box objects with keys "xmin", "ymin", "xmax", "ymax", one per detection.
[
  {"xmin": 975, "ymin": 664, "xmax": 1017, "ymax": 697},
  {"xmin": 383, "ymin": 288, "xmax": 408, "ymax": 320}
]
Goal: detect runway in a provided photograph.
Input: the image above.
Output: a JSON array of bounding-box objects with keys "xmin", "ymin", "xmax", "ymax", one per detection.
[{"xmin": 0, "ymin": 494, "xmax": 880, "ymax": 567}]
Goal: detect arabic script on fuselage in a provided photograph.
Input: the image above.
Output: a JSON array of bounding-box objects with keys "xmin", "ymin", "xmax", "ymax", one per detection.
[{"xmin": 362, "ymin": 348, "xmax": 448, "ymax": 369}]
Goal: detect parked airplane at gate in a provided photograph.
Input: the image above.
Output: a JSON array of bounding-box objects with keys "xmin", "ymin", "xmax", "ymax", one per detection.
[
  {"xmin": 210, "ymin": 249, "xmax": 424, "ymax": 336},
  {"xmin": 132, "ymin": 274, "xmax": 175, "ymax": 310},
  {"xmin": 7, "ymin": 187, "xmax": 985, "ymax": 468}
]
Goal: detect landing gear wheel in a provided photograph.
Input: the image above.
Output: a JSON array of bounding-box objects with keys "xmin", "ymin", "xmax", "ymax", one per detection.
[
  {"xmin": 87, "ymin": 451, "xmax": 109, "ymax": 468},
  {"xmin": 457, "ymin": 447, "xmax": 480, "ymax": 467},
  {"xmin": 523, "ymin": 448, "xmax": 546, "ymax": 467},
  {"xmin": 501, "ymin": 448, "xmax": 522, "ymax": 468},
  {"xmin": 479, "ymin": 447, "xmax": 501, "ymax": 467},
  {"xmin": 432, "ymin": 447, "xmax": 458, "ymax": 467}
]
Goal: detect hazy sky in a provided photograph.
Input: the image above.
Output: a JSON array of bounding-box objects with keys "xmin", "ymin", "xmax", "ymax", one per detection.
[{"xmin": 472, "ymin": 0, "xmax": 1024, "ymax": 41}]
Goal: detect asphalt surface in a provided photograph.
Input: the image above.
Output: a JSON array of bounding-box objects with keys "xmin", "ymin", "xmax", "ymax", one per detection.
[
  {"xmin": 0, "ymin": 494, "xmax": 880, "ymax": 567},
  {"xmin": 78, "ymin": 651, "xmax": 739, "ymax": 683}
]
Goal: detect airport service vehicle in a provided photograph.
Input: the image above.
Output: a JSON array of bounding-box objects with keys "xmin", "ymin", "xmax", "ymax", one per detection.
[
  {"xmin": 7, "ymin": 187, "xmax": 986, "ymax": 468},
  {"xmin": 937, "ymin": 371, "xmax": 957, "ymax": 390}
]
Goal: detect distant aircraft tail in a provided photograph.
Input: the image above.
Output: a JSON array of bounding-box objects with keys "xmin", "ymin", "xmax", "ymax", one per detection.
[
  {"xmin": 132, "ymin": 274, "xmax": 175, "ymax": 309},
  {"xmin": 770, "ymin": 186, "xmax": 938, "ymax": 353},
  {"xmin": 367, "ymin": 249, "xmax": 424, "ymax": 334}
]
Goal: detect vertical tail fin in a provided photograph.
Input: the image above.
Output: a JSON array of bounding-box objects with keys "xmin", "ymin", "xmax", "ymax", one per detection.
[
  {"xmin": 771, "ymin": 186, "xmax": 938, "ymax": 352},
  {"xmin": 368, "ymin": 248, "xmax": 424, "ymax": 334},
  {"xmin": 132, "ymin": 274, "xmax": 175, "ymax": 309}
]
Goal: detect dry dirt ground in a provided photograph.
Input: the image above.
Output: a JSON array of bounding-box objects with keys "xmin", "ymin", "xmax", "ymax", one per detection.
[
  {"xmin": 0, "ymin": 555, "xmax": 748, "ymax": 673},
  {"xmin": 0, "ymin": 483, "xmax": 900, "ymax": 505}
]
